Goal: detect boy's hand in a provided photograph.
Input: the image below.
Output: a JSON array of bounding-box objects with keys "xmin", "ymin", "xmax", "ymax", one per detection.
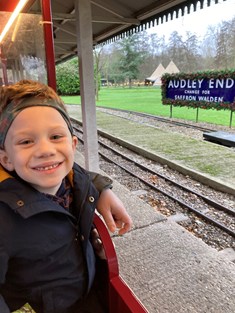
[{"xmin": 96, "ymin": 189, "xmax": 132, "ymax": 235}]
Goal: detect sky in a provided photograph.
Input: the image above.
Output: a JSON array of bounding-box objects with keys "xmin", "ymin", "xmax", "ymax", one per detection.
[{"xmin": 147, "ymin": 0, "xmax": 235, "ymax": 40}]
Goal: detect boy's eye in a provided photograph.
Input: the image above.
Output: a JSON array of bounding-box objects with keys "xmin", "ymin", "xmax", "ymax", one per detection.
[
  {"xmin": 19, "ymin": 139, "xmax": 33, "ymax": 145},
  {"xmin": 51, "ymin": 134, "xmax": 63, "ymax": 140}
]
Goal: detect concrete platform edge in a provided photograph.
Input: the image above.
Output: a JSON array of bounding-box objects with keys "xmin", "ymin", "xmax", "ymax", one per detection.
[{"xmin": 97, "ymin": 129, "xmax": 235, "ymax": 196}]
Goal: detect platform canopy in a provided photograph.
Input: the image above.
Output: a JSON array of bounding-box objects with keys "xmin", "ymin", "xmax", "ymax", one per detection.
[{"xmin": 0, "ymin": 0, "xmax": 225, "ymax": 64}]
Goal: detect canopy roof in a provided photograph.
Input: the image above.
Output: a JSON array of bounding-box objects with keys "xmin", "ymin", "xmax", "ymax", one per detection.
[{"xmin": 0, "ymin": 0, "xmax": 223, "ymax": 64}]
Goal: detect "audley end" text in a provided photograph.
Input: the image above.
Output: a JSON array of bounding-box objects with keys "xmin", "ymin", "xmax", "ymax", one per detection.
[{"xmin": 168, "ymin": 78, "xmax": 234, "ymax": 89}]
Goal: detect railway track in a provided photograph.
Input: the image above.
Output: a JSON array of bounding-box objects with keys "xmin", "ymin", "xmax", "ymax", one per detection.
[
  {"xmin": 97, "ymin": 106, "xmax": 218, "ymax": 133},
  {"xmin": 71, "ymin": 120, "xmax": 235, "ymax": 251}
]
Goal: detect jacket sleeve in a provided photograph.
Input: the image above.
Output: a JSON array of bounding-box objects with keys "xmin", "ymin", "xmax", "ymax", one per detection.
[
  {"xmin": 88, "ymin": 172, "xmax": 113, "ymax": 193},
  {"xmin": 0, "ymin": 245, "xmax": 10, "ymax": 313}
]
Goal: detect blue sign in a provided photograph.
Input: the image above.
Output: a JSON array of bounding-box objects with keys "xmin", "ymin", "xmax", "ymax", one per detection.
[{"xmin": 166, "ymin": 78, "xmax": 235, "ymax": 103}]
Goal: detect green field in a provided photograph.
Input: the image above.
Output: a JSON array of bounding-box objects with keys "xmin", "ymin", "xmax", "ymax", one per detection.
[{"xmin": 61, "ymin": 86, "xmax": 235, "ymax": 128}]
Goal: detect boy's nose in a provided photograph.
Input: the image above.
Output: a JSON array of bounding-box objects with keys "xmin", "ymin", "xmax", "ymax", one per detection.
[{"xmin": 35, "ymin": 139, "xmax": 56, "ymax": 157}]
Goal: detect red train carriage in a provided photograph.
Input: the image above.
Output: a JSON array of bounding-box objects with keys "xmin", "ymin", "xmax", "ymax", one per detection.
[{"xmin": 94, "ymin": 214, "xmax": 148, "ymax": 313}]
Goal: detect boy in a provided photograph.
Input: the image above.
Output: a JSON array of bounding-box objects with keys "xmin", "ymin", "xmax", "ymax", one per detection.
[{"xmin": 0, "ymin": 80, "xmax": 132, "ymax": 313}]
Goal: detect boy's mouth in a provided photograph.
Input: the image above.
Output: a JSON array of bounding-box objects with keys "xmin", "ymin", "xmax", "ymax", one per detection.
[{"xmin": 33, "ymin": 162, "xmax": 62, "ymax": 171}]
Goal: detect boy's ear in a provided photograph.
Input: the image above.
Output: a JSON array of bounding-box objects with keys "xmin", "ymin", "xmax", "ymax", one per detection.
[
  {"xmin": 72, "ymin": 136, "xmax": 78, "ymax": 150},
  {"xmin": 0, "ymin": 149, "xmax": 14, "ymax": 171}
]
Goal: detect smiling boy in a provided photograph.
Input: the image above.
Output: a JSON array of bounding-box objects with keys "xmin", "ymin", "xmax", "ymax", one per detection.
[
  {"xmin": 2, "ymin": 105, "xmax": 76, "ymax": 195},
  {"xmin": 0, "ymin": 80, "xmax": 132, "ymax": 313}
]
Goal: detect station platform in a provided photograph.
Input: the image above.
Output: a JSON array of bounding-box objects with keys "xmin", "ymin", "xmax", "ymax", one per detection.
[
  {"xmin": 203, "ymin": 130, "xmax": 235, "ymax": 147},
  {"xmin": 69, "ymin": 106, "xmax": 235, "ymax": 313}
]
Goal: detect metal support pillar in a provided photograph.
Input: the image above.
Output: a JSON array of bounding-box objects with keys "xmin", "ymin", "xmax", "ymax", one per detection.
[
  {"xmin": 41, "ymin": 0, "xmax": 56, "ymax": 90},
  {"xmin": 75, "ymin": 0, "xmax": 99, "ymax": 171}
]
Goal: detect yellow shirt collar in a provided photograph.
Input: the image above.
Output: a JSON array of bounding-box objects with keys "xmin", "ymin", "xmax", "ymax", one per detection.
[{"xmin": 0, "ymin": 165, "xmax": 13, "ymax": 182}]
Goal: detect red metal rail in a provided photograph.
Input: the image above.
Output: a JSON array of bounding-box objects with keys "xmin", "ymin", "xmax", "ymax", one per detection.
[{"xmin": 93, "ymin": 214, "xmax": 149, "ymax": 313}]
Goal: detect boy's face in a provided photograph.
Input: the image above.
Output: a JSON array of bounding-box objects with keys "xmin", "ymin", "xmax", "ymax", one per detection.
[{"xmin": 0, "ymin": 106, "xmax": 78, "ymax": 195}]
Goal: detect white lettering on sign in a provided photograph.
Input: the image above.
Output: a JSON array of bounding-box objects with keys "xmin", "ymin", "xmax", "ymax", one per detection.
[
  {"xmin": 175, "ymin": 95, "xmax": 197, "ymax": 101},
  {"xmin": 208, "ymin": 78, "xmax": 234, "ymax": 88},
  {"xmin": 174, "ymin": 95, "xmax": 224, "ymax": 102},
  {"xmin": 168, "ymin": 78, "xmax": 234, "ymax": 89},
  {"xmin": 168, "ymin": 79, "xmax": 204, "ymax": 89},
  {"xmin": 198, "ymin": 96, "xmax": 224, "ymax": 102},
  {"xmin": 185, "ymin": 90, "xmax": 200, "ymax": 94}
]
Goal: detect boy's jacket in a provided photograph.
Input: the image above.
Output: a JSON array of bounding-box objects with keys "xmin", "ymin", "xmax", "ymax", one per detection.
[{"xmin": 0, "ymin": 163, "xmax": 107, "ymax": 313}]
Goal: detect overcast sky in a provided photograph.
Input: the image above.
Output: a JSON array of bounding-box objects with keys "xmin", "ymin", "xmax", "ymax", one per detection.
[{"xmin": 147, "ymin": 0, "xmax": 235, "ymax": 39}]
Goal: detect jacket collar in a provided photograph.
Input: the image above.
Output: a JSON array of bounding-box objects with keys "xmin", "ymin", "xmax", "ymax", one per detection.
[
  {"xmin": 67, "ymin": 168, "xmax": 74, "ymax": 187},
  {"xmin": 0, "ymin": 165, "xmax": 76, "ymax": 219}
]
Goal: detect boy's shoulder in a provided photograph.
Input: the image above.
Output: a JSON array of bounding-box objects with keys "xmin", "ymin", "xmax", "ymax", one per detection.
[
  {"xmin": 69, "ymin": 162, "xmax": 91, "ymax": 188},
  {"xmin": 71, "ymin": 162, "xmax": 89, "ymax": 180}
]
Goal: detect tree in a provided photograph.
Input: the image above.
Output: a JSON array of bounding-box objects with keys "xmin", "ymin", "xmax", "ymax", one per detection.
[
  {"xmin": 183, "ymin": 32, "xmax": 201, "ymax": 72},
  {"xmin": 138, "ymin": 32, "xmax": 168, "ymax": 80},
  {"xmin": 224, "ymin": 17, "xmax": 235, "ymax": 68},
  {"xmin": 201, "ymin": 26, "xmax": 218, "ymax": 70},
  {"xmin": 167, "ymin": 31, "xmax": 185, "ymax": 69},
  {"xmin": 93, "ymin": 45, "xmax": 105, "ymax": 101},
  {"xmin": 116, "ymin": 33, "xmax": 145, "ymax": 87},
  {"xmin": 101, "ymin": 45, "xmax": 125, "ymax": 85},
  {"xmin": 215, "ymin": 21, "xmax": 230, "ymax": 69}
]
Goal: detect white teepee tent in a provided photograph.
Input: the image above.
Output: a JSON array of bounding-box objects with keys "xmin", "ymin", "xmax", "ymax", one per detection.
[
  {"xmin": 145, "ymin": 63, "xmax": 165, "ymax": 85},
  {"xmin": 164, "ymin": 60, "xmax": 180, "ymax": 74}
]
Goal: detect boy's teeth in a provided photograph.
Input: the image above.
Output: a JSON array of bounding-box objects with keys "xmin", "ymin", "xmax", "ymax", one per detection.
[{"xmin": 37, "ymin": 164, "xmax": 58, "ymax": 171}]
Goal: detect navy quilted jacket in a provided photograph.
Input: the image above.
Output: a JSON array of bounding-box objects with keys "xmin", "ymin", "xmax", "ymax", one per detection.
[{"xmin": 0, "ymin": 163, "xmax": 100, "ymax": 313}]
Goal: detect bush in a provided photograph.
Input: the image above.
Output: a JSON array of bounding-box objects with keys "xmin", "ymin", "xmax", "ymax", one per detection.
[{"xmin": 56, "ymin": 58, "xmax": 80, "ymax": 95}]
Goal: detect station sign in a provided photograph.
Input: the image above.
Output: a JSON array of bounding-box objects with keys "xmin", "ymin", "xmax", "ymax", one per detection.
[
  {"xmin": 167, "ymin": 78, "xmax": 234, "ymax": 103},
  {"xmin": 162, "ymin": 71, "xmax": 235, "ymax": 111}
]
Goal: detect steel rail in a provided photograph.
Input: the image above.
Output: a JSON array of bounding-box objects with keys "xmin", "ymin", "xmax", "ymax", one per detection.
[
  {"xmin": 97, "ymin": 140, "xmax": 235, "ymax": 217},
  {"xmin": 72, "ymin": 121, "xmax": 235, "ymax": 217},
  {"xmin": 72, "ymin": 124, "xmax": 235, "ymax": 238},
  {"xmin": 99, "ymin": 152, "xmax": 235, "ymax": 238}
]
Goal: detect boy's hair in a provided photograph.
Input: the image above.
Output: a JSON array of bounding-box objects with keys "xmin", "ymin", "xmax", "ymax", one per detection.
[{"xmin": 0, "ymin": 80, "xmax": 73, "ymax": 149}]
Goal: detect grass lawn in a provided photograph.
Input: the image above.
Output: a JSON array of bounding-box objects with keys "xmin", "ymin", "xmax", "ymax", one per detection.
[{"xmin": 61, "ymin": 86, "xmax": 234, "ymax": 128}]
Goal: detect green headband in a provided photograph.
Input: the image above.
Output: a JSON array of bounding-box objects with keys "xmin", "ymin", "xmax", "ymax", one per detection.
[{"xmin": 0, "ymin": 97, "xmax": 73, "ymax": 149}]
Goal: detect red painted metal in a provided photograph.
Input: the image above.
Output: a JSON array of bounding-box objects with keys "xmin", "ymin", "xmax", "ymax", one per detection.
[
  {"xmin": 41, "ymin": 0, "xmax": 56, "ymax": 90},
  {"xmin": 0, "ymin": 1, "xmax": 36, "ymax": 13},
  {"xmin": 93, "ymin": 214, "xmax": 119, "ymax": 279},
  {"xmin": 93, "ymin": 214, "xmax": 149, "ymax": 313},
  {"xmin": 0, "ymin": 1, "xmax": 19, "ymax": 12},
  {"xmin": 110, "ymin": 277, "xmax": 149, "ymax": 313}
]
